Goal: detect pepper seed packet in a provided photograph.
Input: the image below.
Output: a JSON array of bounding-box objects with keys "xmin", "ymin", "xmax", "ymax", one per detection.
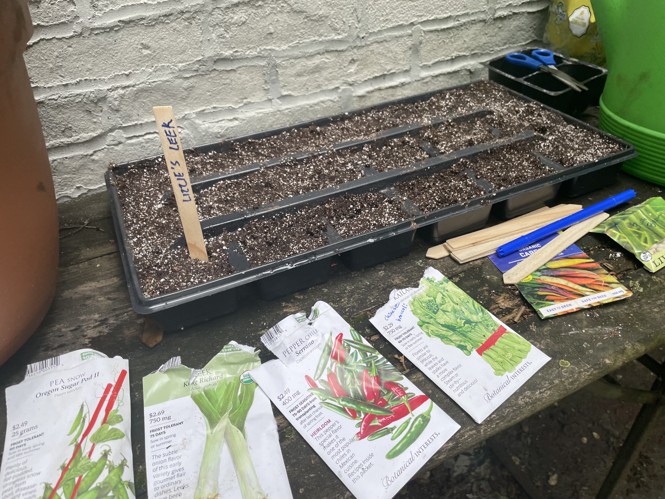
[
  {"xmin": 250, "ymin": 301, "xmax": 459, "ymax": 499},
  {"xmin": 370, "ymin": 267, "xmax": 550, "ymax": 423}
]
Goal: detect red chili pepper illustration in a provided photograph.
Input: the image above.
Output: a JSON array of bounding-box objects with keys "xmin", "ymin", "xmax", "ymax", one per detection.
[
  {"xmin": 327, "ymin": 371, "xmax": 356, "ymax": 419},
  {"xmin": 356, "ymin": 398, "xmax": 388, "ymax": 440},
  {"xmin": 357, "ymin": 395, "xmax": 430, "ymax": 440},
  {"xmin": 305, "ymin": 375, "xmax": 318, "ymax": 388},
  {"xmin": 372, "ymin": 374, "xmax": 381, "ymax": 401},
  {"xmin": 383, "ymin": 380, "xmax": 407, "ymax": 399},
  {"xmin": 361, "ymin": 369, "xmax": 377, "ymax": 402},
  {"xmin": 375, "ymin": 394, "xmax": 429, "ymax": 427},
  {"xmin": 330, "ymin": 333, "xmax": 345, "ymax": 363}
]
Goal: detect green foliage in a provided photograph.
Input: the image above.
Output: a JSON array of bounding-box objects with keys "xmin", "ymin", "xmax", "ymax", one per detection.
[
  {"xmin": 410, "ymin": 275, "xmax": 531, "ymax": 376},
  {"xmin": 410, "ymin": 276, "xmax": 497, "ymax": 354},
  {"xmin": 190, "ymin": 344, "xmax": 265, "ymax": 499}
]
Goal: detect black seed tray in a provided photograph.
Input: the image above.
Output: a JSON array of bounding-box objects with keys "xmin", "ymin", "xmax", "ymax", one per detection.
[
  {"xmin": 487, "ymin": 47, "xmax": 607, "ymax": 116},
  {"xmin": 105, "ymin": 81, "xmax": 635, "ymax": 331}
]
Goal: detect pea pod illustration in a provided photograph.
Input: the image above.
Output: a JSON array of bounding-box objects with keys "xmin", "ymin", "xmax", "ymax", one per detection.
[
  {"xmin": 68, "ymin": 414, "xmax": 87, "ymax": 446},
  {"xmin": 386, "ymin": 402, "xmax": 433, "ymax": 459},
  {"xmin": 62, "ymin": 479, "xmax": 75, "ymax": 499},
  {"xmin": 113, "ymin": 481, "xmax": 131, "ymax": 499},
  {"xmin": 77, "ymin": 449, "xmax": 110, "ymax": 494},
  {"xmin": 41, "ymin": 484, "xmax": 61, "ymax": 499},
  {"xmin": 74, "ymin": 487, "xmax": 101, "ymax": 499},
  {"xmin": 67, "ymin": 404, "xmax": 85, "ymax": 436},
  {"xmin": 96, "ymin": 458, "xmax": 127, "ymax": 497}
]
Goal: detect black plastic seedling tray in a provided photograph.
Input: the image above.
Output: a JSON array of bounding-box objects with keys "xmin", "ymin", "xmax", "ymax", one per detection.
[
  {"xmin": 488, "ymin": 48, "xmax": 607, "ymax": 116},
  {"xmin": 106, "ymin": 80, "xmax": 635, "ymax": 331}
]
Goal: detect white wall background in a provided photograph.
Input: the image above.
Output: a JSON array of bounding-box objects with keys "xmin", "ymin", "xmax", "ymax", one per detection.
[{"xmin": 25, "ymin": 0, "xmax": 549, "ymax": 200}]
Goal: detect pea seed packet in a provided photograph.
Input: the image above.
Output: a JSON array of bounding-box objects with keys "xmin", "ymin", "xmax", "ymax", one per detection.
[
  {"xmin": 250, "ymin": 301, "xmax": 459, "ymax": 499},
  {"xmin": 370, "ymin": 267, "xmax": 550, "ymax": 423},
  {"xmin": 0, "ymin": 349, "xmax": 133, "ymax": 499},
  {"xmin": 591, "ymin": 196, "xmax": 665, "ymax": 273},
  {"xmin": 142, "ymin": 342, "xmax": 292, "ymax": 499}
]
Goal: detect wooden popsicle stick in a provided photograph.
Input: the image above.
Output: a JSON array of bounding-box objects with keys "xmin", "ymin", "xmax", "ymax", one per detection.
[
  {"xmin": 502, "ymin": 212, "xmax": 609, "ymax": 285},
  {"xmin": 447, "ymin": 206, "xmax": 583, "ymax": 263},
  {"xmin": 445, "ymin": 204, "xmax": 582, "ymax": 250},
  {"xmin": 450, "ymin": 233, "xmax": 527, "ymax": 263},
  {"xmin": 153, "ymin": 106, "xmax": 208, "ymax": 262},
  {"xmin": 426, "ymin": 244, "xmax": 450, "ymax": 259}
]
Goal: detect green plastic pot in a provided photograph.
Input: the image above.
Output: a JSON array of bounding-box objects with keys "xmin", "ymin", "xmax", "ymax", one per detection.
[{"xmin": 592, "ymin": 0, "xmax": 665, "ymax": 185}]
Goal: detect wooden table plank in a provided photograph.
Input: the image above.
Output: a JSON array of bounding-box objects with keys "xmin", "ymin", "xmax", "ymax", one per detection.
[{"xmin": 1, "ymin": 172, "xmax": 663, "ymax": 498}]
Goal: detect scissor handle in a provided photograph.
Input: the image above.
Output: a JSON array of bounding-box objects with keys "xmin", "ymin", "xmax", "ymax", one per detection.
[
  {"xmin": 531, "ymin": 49, "xmax": 557, "ymax": 66},
  {"xmin": 505, "ymin": 52, "xmax": 543, "ymax": 70}
]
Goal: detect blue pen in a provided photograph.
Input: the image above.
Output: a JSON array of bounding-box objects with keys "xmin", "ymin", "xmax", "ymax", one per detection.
[{"xmin": 495, "ymin": 189, "xmax": 636, "ymax": 257}]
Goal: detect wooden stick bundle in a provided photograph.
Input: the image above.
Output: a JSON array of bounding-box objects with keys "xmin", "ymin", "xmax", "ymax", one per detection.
[{"xmin": 426, "ymin": 204, "xmax": 582, "ymax": 263}]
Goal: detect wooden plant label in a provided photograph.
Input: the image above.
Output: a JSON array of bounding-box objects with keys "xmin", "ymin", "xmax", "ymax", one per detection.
[
  {"xmin": 152, "ymin": 106, "xmax": 208, "ymax": 261},
  {"xmin": 502, "ymin": 212, "xmax": 609, "ymax": 285}
]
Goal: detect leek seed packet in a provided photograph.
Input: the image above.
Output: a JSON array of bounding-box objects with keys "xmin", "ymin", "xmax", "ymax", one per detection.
[
  {"xmin": 250, "ymin": 301, "xmax": 460, "ymax": 499},
  {"xmin": 370, "ymin": 267, "xmax": 550, "ymax": 423},
  {"xmin": 142, "ymin": 342, "xmax": 292, "ymax": 499},
  {"xmin": 0, "ymin": 349, "xmax": 133, "ymax": 499}
]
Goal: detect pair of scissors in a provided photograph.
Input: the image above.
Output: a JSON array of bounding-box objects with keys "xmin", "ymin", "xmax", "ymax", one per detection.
[{"xmin": 505, "ymin": 49, "xmax": 589, "ymax": 92}]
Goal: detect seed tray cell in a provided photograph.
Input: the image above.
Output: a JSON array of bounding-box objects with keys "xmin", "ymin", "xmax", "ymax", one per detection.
[
  {"xmin": 106, "ymin": 80, "xmax": 635, "ymax": 330},
  {"xmin": 487, "ymin": 48, "xmax": 607, "ymax": 116},
  {"xmin": 419, "ymin": 204, "xmax": 492, "ymax": 244}
]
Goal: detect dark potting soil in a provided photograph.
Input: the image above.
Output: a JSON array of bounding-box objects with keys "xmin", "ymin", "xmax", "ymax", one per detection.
[
  {"xmin": 323, "ymin": 191, "xmax": 410, "ymax": 239},
  {"xmin": 111, "ymin": 80, "xmax": 628, "ymax": 298},
  {"xmin": 134, "ymin": 96, "xmax": 478, "ymax": 179},
  {"xmin": 215, "ymin": 206, "xmax": 329, "ymax": 267},
  {"xmin": 462, "ymin": 140, "xmax": 556, "ymax": 190},
  {"xmin": 394, "ymin": 164, "xmax": 488, "ymax": 214},
  {"xmin": 196, "ymin": 134, "xmax": 428, "ymax": 219},
  {"xmin": 205, "ymin": 190, "xmax": 409, "ymax": 268}
]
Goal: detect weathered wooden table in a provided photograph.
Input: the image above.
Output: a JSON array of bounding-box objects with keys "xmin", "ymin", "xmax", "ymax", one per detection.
[{"xmin": 1, "ymin": 172, "xmax": 663, "ymax": 498}]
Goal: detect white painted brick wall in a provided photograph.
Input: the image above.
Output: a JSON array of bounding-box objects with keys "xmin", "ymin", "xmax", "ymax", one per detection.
[
  {"xmin": 25, "ymin": 0, "xmax": 549, "ymax": 200},
  {"xmin": 276, "ymin": 36, "xmax": 413, "ymax": 96},
  {"xmin": 207, "ymin": 0, "xmax": 359, "ymax": 56}
]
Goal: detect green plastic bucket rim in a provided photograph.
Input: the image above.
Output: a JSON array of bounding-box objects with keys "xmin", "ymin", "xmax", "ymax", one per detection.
[{"xmin": 600, "ymin": 97, "xmax": 665, "ymax": 141}]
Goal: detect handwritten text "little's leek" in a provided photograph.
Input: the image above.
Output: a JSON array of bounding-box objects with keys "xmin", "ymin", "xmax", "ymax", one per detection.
[{"xmin": 161, "ymin": 120, "xmax": 192, "ymax": 202}]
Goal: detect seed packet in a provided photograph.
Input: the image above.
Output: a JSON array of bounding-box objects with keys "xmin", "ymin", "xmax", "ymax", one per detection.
[
  {"xmin": 489, "ymin": 235, "xmax": 632, "ymax": 318},
  {"xmin": 142, "ymin": 342, "xmax": 292, "ymax": 499},
  {"xmin": 592, "ymin": 197, "xmax": 665, "ymax": 273},
  {"xmin": 370, "ymin": 267, "xmax": 550, "ymax": 423},
  {"xmin": 250, "ymin": 301, "xmax": 460, "ymax": 499},
  {"xmin": 0, "ymin": 349, "xmax": 133, "ymax": 499}
]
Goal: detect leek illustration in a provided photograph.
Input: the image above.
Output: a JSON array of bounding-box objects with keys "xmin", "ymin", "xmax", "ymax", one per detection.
[{"xmin": 190, "ymin": 344, "xmax": 266, "ymax": 499}]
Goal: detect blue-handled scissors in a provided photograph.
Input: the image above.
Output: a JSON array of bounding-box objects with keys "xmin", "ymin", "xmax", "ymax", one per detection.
[{"xmin": 505, "ymin": 49, "xmax": 588, "ymax": 92}]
